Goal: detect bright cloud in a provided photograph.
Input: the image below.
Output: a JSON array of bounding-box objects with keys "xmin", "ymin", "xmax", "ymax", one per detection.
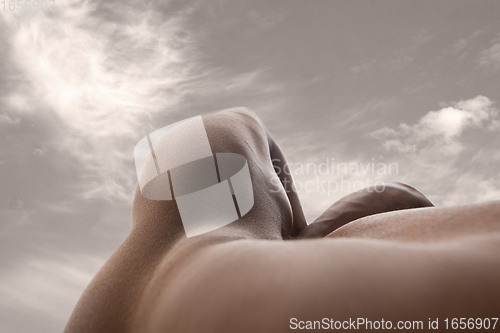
[
  {"xmin": 371, "ymin": 95, "xmax": 498, "ymax": 156},
  {"xmin": 1, "ymin": 0, "xmax": 201, "ymax": 201},
  {"xmin": 370, "ymin": 95, "xmax": 500, "ymax": 207}
]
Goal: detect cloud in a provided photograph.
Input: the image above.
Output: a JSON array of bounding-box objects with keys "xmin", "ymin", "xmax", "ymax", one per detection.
[
  {"xmin": 369, "ymin": 95, "xmax": 500, "ymax": 207},
  {"xmin": 442, "ymin": 174, "xmax": 500, "ymax": 206},
  {"xmin": 404, "ymin": 80, "xmax": 435, "ymax": 94},
  {"xmin": 451, "ymin": 38, "xmax": 468, "ymax": 54},
  {"xmin": 413, "ymin": 30, "xmax": 435, "ymax": 46},
  {"xmin": 351, "ymin": 59, "xmax": 376, "ymax": 74},
  {"xmin": 350, "ymin": 55, "xmax": 415, "ymax": 73},
  {"xmin": 0, "ymin": 0, "xmax": 206, "ymax": 202},
  {"xmin": 479, "ymin": 32, "xmax": 500, "ymax": 70},
  {"xmin": 389, "ymin": 54, "xmax": 414, "ymax": 71},
  {"xmin": 449, "ymin": 31, "xmax": 483, "ymax": 56},
  {"xmin": 247, "ymin": 10, "xmax": 287, "ymax": 30},
  {"xmin": 32, "ymin": 147, "xmax": 48, "ymax": 156},
  {"xmin": 8, "ymin": 198, "xmax": 24, "ymax": 210},
  {"xmin": 3, "ymin": 94, "xmax": 31, "ymax": 113},
  {"xmin": 371, "ymin": 95, "xmax": 498, "ymax": 156},
  {"xmin": 351, "ymin": 30, "xmax": 435, "ymax": 75},
  {"xmin": 0, "ymin": 254, "xmax": 104, "ymax": 333},
  {"xmin": 332, "ymin": 98, "xmax": 395, "ymax": 131},
  {"xmin": 0, "ymin": 113, "xmax": 20, "ymax": 125}
]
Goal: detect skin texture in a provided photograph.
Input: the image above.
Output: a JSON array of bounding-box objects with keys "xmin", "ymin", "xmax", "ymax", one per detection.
[{"xmin": 64, "ymin": 108, "xmax": 500, "ymax": 333}]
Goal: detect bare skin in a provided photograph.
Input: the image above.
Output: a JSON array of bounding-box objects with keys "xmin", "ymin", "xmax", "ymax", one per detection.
[{"xmin": 64, "ymin": 108, "xmax": 500, "ymax": 333}]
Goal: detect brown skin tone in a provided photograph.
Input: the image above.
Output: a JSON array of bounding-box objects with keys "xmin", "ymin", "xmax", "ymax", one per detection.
[{"xmin": 64, "ymin": 108, "xmax": 500, "ymax": 333}]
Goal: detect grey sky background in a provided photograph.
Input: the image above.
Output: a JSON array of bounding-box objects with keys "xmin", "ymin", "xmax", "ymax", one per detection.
[{"xmin": 1, "ymin": 1, "xmax": 499, "ymax": 332}]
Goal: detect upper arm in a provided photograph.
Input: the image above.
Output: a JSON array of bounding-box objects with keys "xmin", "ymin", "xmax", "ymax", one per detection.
[{"xmin": 142, "ymin": 236, "xmax": 500, "ymax": 332}]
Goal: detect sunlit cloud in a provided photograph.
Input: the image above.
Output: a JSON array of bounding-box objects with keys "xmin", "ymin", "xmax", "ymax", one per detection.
[
  {"xmin": 1, "ymin": 0, "xmax": 201, "ymax": 201},
  {"xmin": 371, "ymin": 95, "xmax": 498, "ymax": 156},
  {"xmin": 370, "ymin": 95, "xmax": 500, "ymax": 206}
]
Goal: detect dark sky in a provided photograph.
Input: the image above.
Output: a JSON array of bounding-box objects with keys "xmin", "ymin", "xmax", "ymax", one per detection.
[{"xmin": 1, "ymin": 1, "xmax": 500, "ymax": 332}]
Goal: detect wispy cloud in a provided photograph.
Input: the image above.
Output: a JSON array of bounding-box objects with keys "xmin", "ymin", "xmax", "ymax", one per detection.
[
  {"xmin": 447, "ymin": 30, "xmax": 483, "ymax": 61},
  {"xmin": 32, "ymin": 147, "xmax": 48, "ymax": 156},
  {"xmin": 0, "ymin": 113, "xmax": 20, "ymax": 125},
  {"xmin": 350, "ymin": 59, "xmax": 377, "ymax": 74},
  {"xmin": 247, "ymin": 9, "xmax": 287, "ymax": 31},
  {"xmin": 404, "ymin": 80, "xmax": 435, "ymax": 94},
  {"xmin": 351, "ymin": 30, "xmax": 434, "ymax": 74},
  {"xmin": 0, "ymin": 254, "xmax": 104, "ymax": 333},
  {"xmin": 413, "ymin": 30, "xmax": 435, "ymax": 46},
  {"xmin": 479, "ymin": 32, "xmax": 500, "ymax": 70},
  {"xmin": 452, "ymin": 38, "xmax": 469, "ymax": 54},
  {"xmin": 1, "ymin": 0, "xmax": 202, "ymax": 201},
  {"xmin": 276, "ymin": 98, "xmax": 397, "ymax": 220}
]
